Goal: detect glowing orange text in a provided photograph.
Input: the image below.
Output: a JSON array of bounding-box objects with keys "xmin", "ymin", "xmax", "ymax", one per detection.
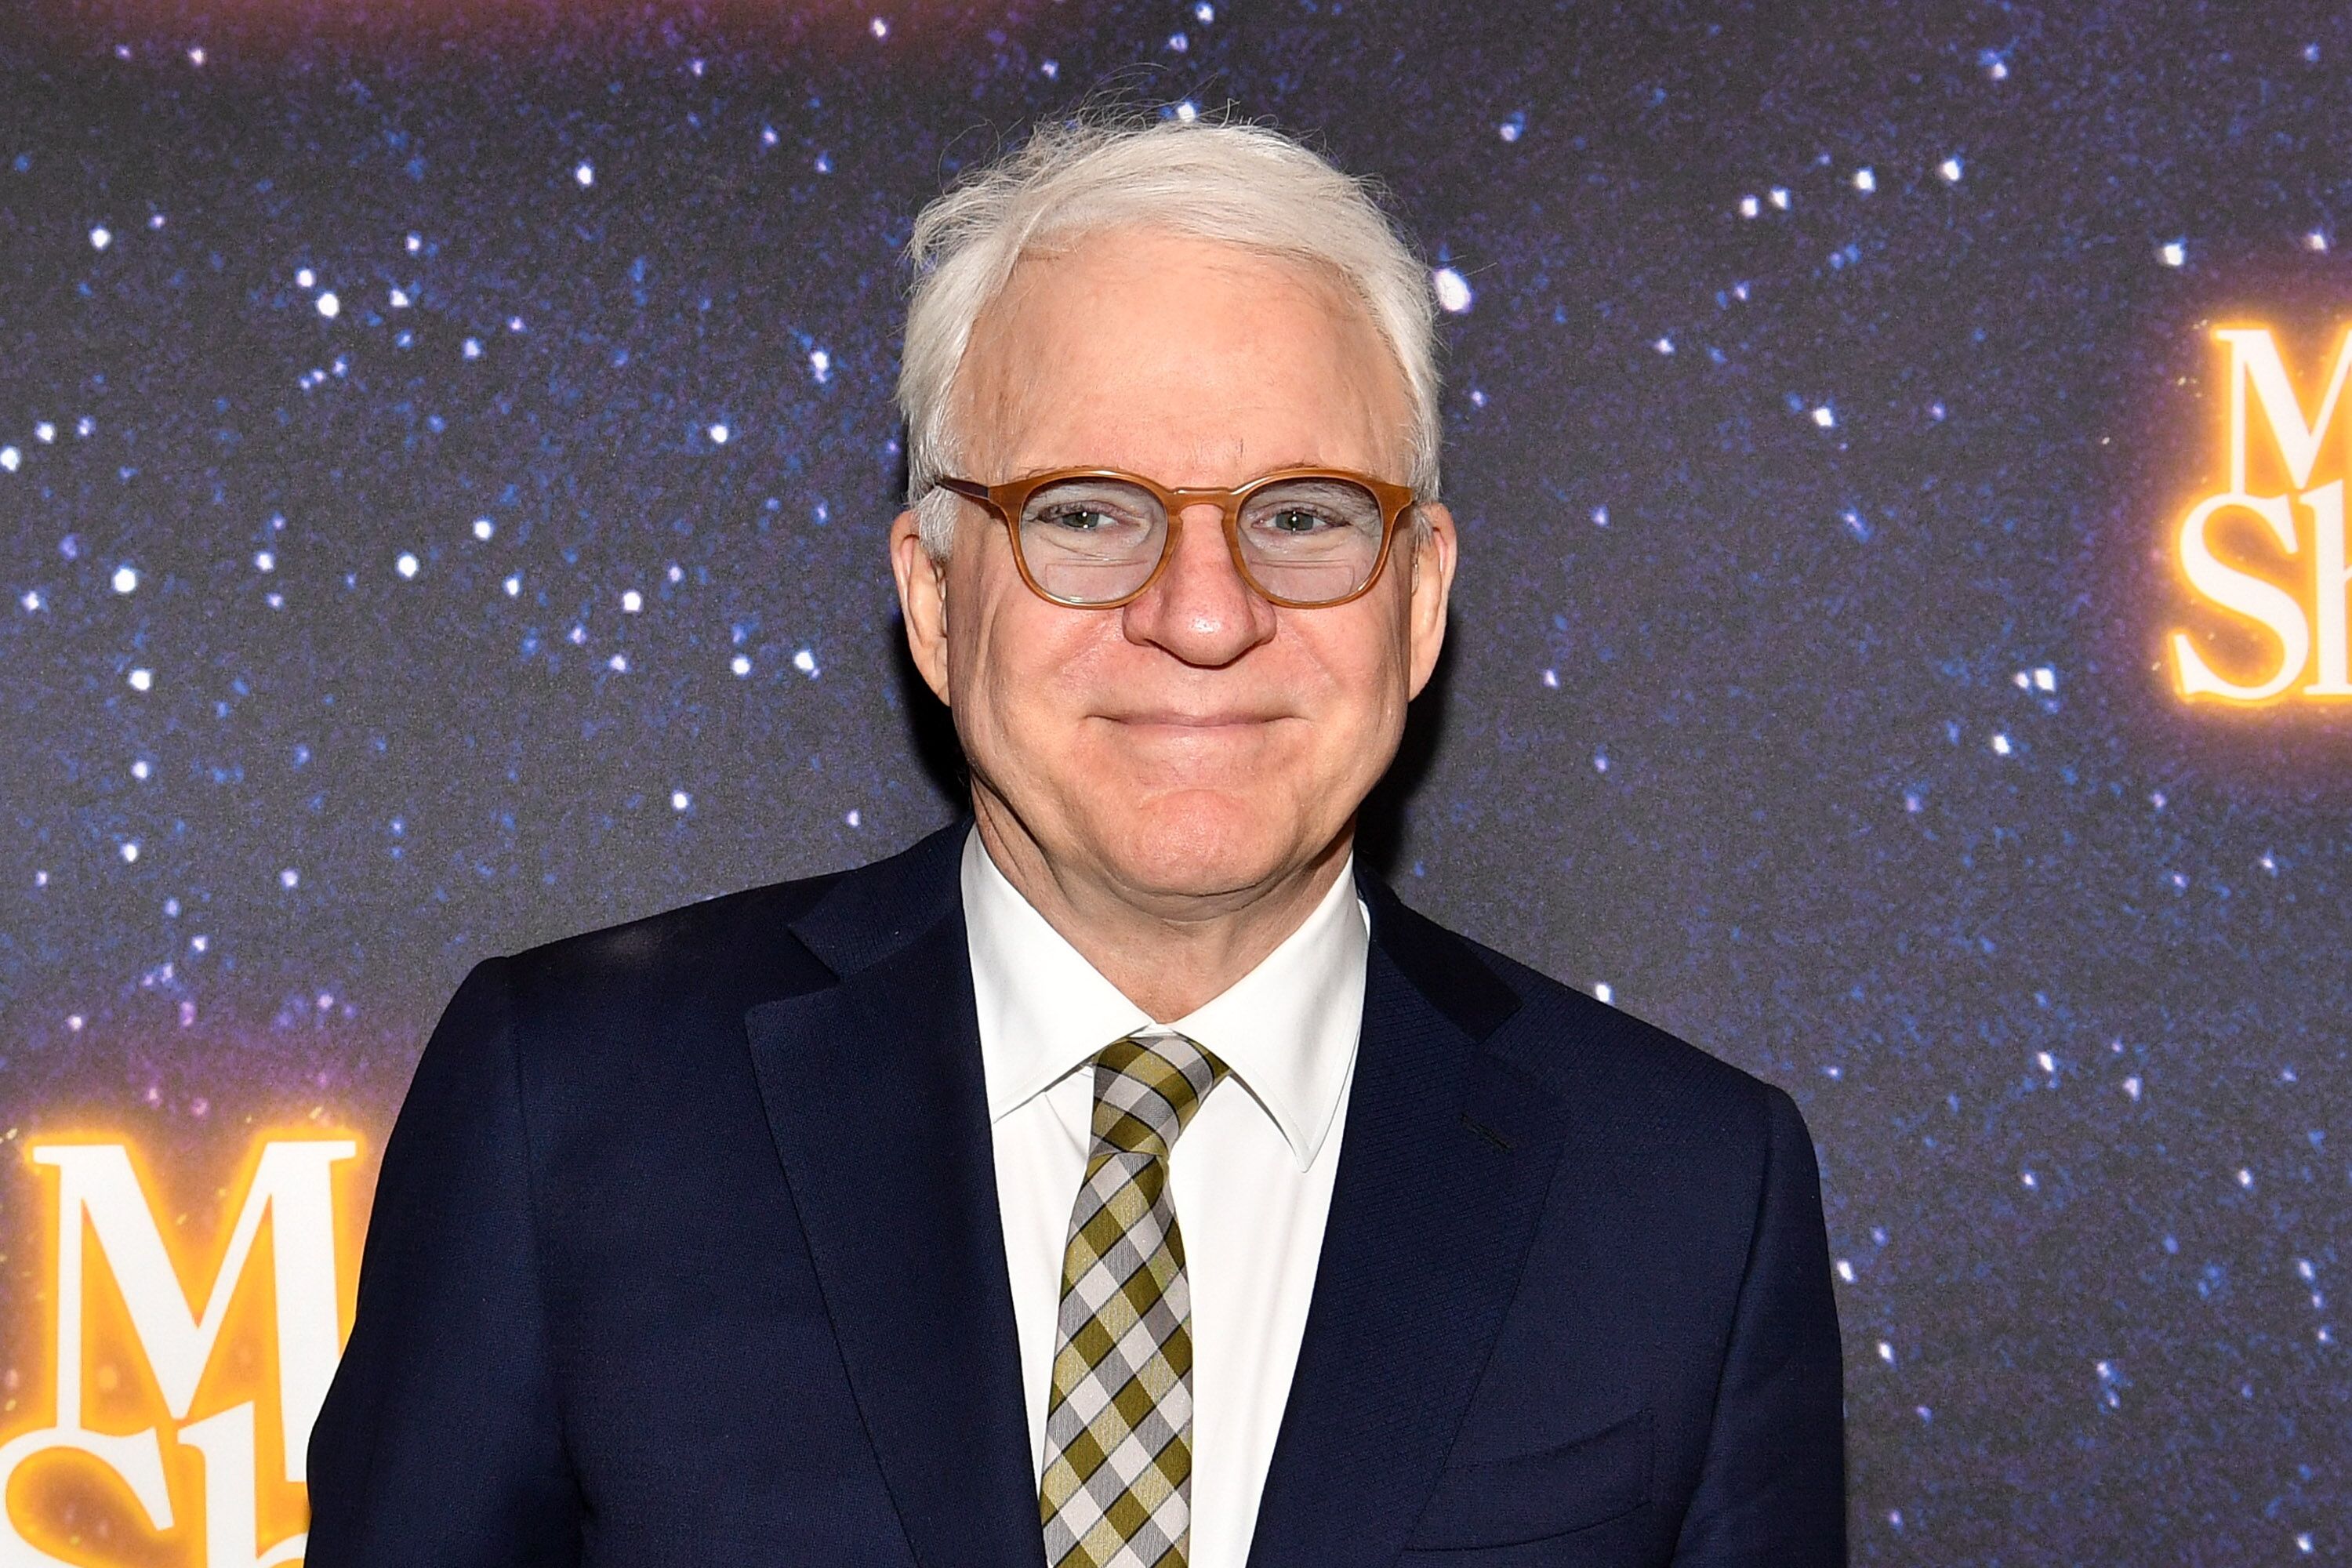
[
  {"xmin": 2169, "ymin": 324, "xmax": 2352, "ymax": 702},
  {"xmin": 2, "ymin": 1134, "xmax": 361, "ymax": 1566}
]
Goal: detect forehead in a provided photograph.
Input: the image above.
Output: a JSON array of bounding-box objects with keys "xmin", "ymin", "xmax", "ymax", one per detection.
[{"xmin": 953, "ymin": 227, "xmax": 1414, "ymax": 484}]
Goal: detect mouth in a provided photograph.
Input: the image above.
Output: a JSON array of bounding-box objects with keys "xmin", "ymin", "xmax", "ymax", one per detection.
[{"xmin": 1100, "ymin": 710, "xmax": 1290, "ymax": 729}]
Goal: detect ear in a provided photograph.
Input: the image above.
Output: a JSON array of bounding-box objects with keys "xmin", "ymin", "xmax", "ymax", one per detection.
[
  {"xmin": 1403, "ymin": 500, "xmax": 1457, "ymax": 700},
  {"xmin": 889, "ymin": 507, "xmax": 953, "ymax": 705}
]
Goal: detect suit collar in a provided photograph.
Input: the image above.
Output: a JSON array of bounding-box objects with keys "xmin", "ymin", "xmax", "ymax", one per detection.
[
  {"xmin": 1351, "ymin": 859, "xmax": 1525, "ymax": 1044},
  {"xmin": 782, "ymin": 815, "xmax": 969, "ymax": 980}
]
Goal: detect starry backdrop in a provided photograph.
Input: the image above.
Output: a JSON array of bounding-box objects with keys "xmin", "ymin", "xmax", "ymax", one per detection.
[{"xmin": 3, "ymin": 0, "xmax": 2349, "ymax": 1559}]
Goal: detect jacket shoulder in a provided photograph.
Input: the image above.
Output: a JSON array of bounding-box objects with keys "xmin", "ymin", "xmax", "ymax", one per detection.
[
  {"xmin": 505, "ymin": 867, "xmax": 841, "ymax": 993},
  {"xmin": 464, "ymin": 818, "xmax": 969, "ymax": 1047},
  {"xmin": 408, "ymin": 864, "xmax": 858, "ymax": 1131},
  {"xmin": 1390, "ymin": 894, "xmax": 1794, "ymax": 1138}
]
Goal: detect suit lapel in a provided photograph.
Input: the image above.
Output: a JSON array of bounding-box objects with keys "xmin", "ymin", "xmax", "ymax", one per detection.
[
  {"xmin": 1244, "ymin": 875, "xmax": 1567, "ymax": 1567},
  {"xmin": 741, "ymin": 823, "xmax": 1047, "ymax": 1568}
]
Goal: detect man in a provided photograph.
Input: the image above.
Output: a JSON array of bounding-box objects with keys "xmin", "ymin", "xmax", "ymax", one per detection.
[{"xmin": 307, "ymin": 113, "xmax": 1845, "ymax": 1567}]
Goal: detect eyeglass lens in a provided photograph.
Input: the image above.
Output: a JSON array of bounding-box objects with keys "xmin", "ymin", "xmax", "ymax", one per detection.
[{"xmin": 1014, "ymin": 475, "xmax": 1388, "ymax": 605}]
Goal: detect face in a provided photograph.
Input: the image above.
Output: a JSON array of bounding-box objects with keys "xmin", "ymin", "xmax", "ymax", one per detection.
[{"xmin": 890, "ymin": 227, "xmax": 1457, "ymax": 913}]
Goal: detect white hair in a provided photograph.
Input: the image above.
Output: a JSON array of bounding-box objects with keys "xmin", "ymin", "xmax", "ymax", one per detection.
[{"xmin": 895, "ymin": 109, "xmax": 1443, "ymax": 558}]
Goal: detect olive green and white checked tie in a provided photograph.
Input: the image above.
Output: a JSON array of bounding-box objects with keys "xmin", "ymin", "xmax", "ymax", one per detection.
[{"xmin": 1038, "ymin": 1030, "xmax": 1228, "ymax": 1568}]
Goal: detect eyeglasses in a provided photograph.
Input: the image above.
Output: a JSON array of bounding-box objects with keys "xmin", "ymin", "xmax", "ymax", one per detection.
[{"xmin": 929, "ymin": 465, "xmax": 1419, "ymax": 609}]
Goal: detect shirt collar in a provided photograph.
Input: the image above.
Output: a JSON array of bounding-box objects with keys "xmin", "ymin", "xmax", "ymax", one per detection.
[{"xmin": 960, "ymin": 824, "xmax": 1367, "ymax": 1171}]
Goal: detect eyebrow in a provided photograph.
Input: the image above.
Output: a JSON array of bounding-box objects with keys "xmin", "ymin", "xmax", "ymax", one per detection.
[
  {"xmin": 1185, "ymin": 449, "xmax": 1336, "ymax": 474},
  {"xmin": 1164, "ymin": 437, "xmax": 1328, "ymax": 474}
]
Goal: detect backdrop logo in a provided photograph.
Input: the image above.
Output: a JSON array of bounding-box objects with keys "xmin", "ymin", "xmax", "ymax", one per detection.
[
  {"xmin": 1, "ymin": 1137, "xmax": 360, "ymax": 1566},
  {"xmin": 2169, "ymin": 325, "xmax": 2352, "ymax": 702}
]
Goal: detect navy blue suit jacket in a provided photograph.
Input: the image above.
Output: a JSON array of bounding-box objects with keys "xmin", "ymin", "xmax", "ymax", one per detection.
[{"xmin": 307, "ymin": 819, "xmax": 1846, "ymax": 1565}]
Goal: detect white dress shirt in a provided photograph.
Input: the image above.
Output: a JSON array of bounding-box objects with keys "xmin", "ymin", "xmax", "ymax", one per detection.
[{"xmin": 960, "ymin": 826, "xmax": 1368, "ymax": 1568}]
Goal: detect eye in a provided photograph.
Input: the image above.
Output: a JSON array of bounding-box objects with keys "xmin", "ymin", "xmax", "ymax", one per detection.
[
  {"xmin": 1034, "ymin": 504, "xmax": 1104, "ymax": 530},
  {"xmin": 1240, "ymin": 480, "xmax": 1384, "ymax": 543},
  {"xmin": 1263, "ymin": 506, "xmax": 1339, "ymax": 534}
]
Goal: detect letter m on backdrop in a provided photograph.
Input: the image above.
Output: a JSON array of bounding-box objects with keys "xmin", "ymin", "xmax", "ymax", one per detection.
[
  {"xmin": 1, "ymin": 1138, "xmax": 358, "ymax": 1566},
  {"xmin": 2172, "ymin": 325, "xmax": 2352, "ymax": 699}
]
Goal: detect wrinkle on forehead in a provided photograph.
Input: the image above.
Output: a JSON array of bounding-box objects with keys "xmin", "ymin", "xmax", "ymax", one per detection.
[{"xmin": 947, "ymin": 227, "xmax": 1416, "ymax": 486}]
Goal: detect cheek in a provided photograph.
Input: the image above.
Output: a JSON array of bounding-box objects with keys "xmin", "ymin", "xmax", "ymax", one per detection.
[
  {"xmin": 1291, "ymin": 604, "xmax": 1410, "ymax": 722},
  {"xmin": 950, "ymin": 591, "xmax": 1112, "ymax": 742},
  {"xmin": 1298, "ymin": 622, "xmax": 1414, "ymax": 797}
]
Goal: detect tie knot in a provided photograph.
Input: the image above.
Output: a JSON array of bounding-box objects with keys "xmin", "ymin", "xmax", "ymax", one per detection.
[{"xmin": 1090, "ymin": 1031, "xmax": 1226, "ymax": 1160}]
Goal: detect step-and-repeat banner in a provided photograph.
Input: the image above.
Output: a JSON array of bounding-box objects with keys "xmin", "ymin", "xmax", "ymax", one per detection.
[{"xmin": 2, "ymin": 2, "xmax": 2345, "ymax": 1560}]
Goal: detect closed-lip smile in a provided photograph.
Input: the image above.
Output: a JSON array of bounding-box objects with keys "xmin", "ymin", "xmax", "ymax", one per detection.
[{"xmin": 1102, "ymin": 710, "xmax": 1287, "ymax": 727}]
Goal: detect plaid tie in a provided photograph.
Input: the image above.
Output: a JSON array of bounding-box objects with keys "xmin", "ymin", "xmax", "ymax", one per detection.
[{"xmin": 1038, "ymin": 1031, "xmax": 1228, "ymax": 1568}]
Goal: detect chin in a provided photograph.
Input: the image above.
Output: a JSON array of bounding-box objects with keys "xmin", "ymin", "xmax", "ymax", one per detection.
[{"xmin": 1091, "ymin": 791, "xmax": 1314, "ymax": 902}]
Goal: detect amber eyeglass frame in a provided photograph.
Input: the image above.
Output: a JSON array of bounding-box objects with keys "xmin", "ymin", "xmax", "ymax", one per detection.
[{"xmin": 930, "ymin": 465, "xmax": 1421, "ymax": 610}]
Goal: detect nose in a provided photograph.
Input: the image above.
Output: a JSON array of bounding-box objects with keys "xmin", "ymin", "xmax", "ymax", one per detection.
[{"xmin": 1119, "ymin": 501, "xmax": 1279, "ymax": 666}]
